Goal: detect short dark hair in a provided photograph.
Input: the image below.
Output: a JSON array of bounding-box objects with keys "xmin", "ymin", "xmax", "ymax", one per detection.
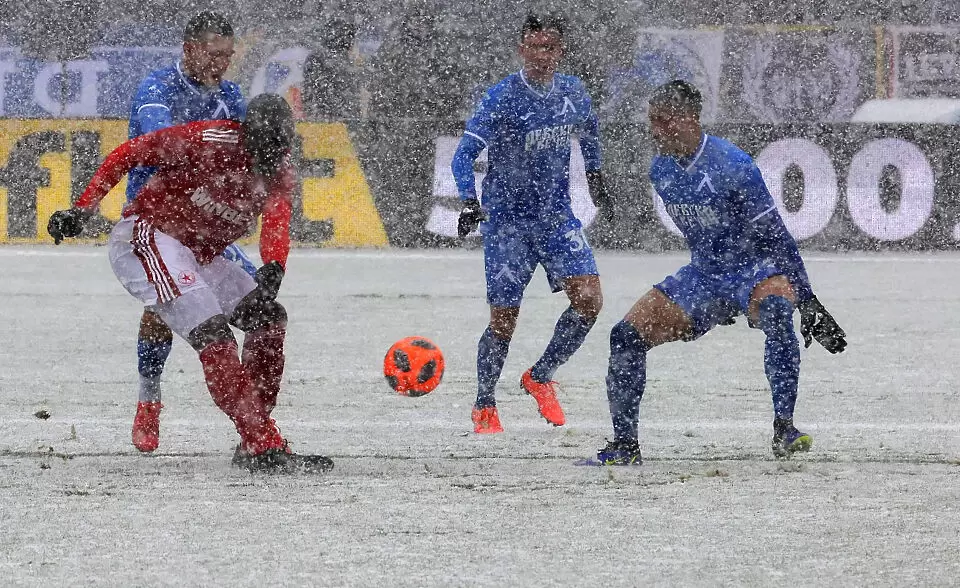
[
  {"xmin": 521, "ymin": 12, "xmax": 565, "ymax": 40},
  {"xmin": 183, "ymin": 11, "xmax": 234, "ymax": 42},
  {"xmin": 648, "ymin": 80, "xmax": 703, "ymax": 117}
]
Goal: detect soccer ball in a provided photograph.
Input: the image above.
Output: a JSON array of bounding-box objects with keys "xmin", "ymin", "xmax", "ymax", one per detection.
[{"xmin": 383, "ymin": 336, "xmax": 445, "ymax": 397}]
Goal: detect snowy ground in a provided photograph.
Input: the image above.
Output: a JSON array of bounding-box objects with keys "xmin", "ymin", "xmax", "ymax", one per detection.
[{"xmin": 2, "ymin": 246, "xmax": 959, "ymax": 587}]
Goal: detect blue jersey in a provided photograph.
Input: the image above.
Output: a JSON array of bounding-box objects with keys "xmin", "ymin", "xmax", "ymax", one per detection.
[
  {"xmin": 126, "ymin": 62, "xmax": 246, "ymax": 202},
  {"xmin": 650, "ymin": 134, "xmax": 813, "ymax": 301},
  {"xmin": 452, "ymin": 71, "xmax": 602, "ymax": 225}
]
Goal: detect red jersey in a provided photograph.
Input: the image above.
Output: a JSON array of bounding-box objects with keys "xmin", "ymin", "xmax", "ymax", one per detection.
[{"xmin": 76, "ymin": 120, "xmax": 293, "ymax": 268}]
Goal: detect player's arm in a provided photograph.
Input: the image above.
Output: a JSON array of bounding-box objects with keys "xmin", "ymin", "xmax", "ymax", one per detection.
[
  {"xmin": 259, "ymin": 163, "xmax": 294, "ymax": 271},
  {"xmin": 75, "ymin": 126, "xmax": 194, "ymax": 210},
  {"xmin": 739, "ymin": 163, "xmax": 813, "ymax": 302},
  {"xmin": 245, "ymin": 162, "xmax": 295, "ymax": 305},
  {"xmin": 577, "ymin": 93, "xmax": 613, "ymax": 221},
  {"xmin": 741, "ymin": 163, "xmax": 846, "ymax": 352},
  {"xmin": 134, "ymin": 77, "xmax": 175, "ymax": 134},
  {"xmin": 47, "ymin": 126, "xmax": 196, "ymax": 243},
  {"xmin": 451, "ymin": 89, "xmax": 497, "ymax": 238}
]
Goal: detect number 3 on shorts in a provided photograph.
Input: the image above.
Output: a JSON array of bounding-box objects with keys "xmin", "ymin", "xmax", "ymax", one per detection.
[{"xmin": 564, "ymin": 228, "xmax": 587, "ymax": 252}]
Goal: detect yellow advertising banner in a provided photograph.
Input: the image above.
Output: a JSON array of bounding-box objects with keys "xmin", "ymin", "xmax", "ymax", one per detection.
[{"xmin": 0, "ymin": 120, "xmax": 387, "ymax": 247}]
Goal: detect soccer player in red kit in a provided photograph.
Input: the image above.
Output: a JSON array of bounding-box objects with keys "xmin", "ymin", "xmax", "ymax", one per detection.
[{"xmin": 48, "ymin": 94, "xmax": 332, "ymax": 473}]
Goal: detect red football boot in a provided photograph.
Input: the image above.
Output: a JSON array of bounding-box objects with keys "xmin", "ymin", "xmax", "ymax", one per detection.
[{"xmin": 132, "ymin": 401, "xmax": 162, "ymax": 452}]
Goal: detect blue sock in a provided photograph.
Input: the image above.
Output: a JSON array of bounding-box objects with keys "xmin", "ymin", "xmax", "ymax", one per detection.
[
  {"xmin": 605, "ymin": 320, "xmax": 648, "ymax": 443},
  {"xmin": 138, "ymin": 339, "xmax": 172, "ymax": 403},
  {"xmin": 530, "ymin": 307, "xmax": 597, "ymax": 383},
  {"xmin": 476, "ymin": 327, "xmax": 510, "ymax": 408},
  {"xmin": 758, "ymin": 296, "xmax": 801, "ymax": 420}
]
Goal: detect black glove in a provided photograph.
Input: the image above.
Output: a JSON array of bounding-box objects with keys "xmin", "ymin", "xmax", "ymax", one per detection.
[
  {"xmin": 254, "ymin": 261, "xmax": 285, "ymax": 301},
  {"xmin": 798, "ymin": 296, "xmax": 847, "ymax": 354},
  {"xmin": 586, "ymin": 170, "xmax": 614, "ymax": 223},
  {"xmin": 457, "ymin": 198, "xmax": 487, "ymax": 238},
  {"xmin": 47, "ymin": 208, "xmax": 89, "ymax": 244}
]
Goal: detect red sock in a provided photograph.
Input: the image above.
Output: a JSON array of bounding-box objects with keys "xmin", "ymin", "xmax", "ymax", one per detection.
[
  {"xmin": 199, "ymin": 340, "xmax": 283, "ymax": 454},
  {"xmin": 241, "ymin": 325, "xmax": 286, "ymax": 414}
]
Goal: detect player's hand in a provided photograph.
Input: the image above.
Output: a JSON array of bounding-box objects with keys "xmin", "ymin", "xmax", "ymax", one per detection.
[
  {"xmin": 254, "ymin": 261, "xmax": 285, "ymax": 301},
  {"xmin": 798, "ymin": 296, "xmax": 846, "ymax": 354},
  {"xmin": 586, "ymin": 170, "xmax": 614, "ymax": 223},
  {"xmin": 457, "ymin": 198, "xmax": 486, "ymax": 238},
  {"xmin": 47, "ymin": 208, "xmax": 90, "ymax": 244}
]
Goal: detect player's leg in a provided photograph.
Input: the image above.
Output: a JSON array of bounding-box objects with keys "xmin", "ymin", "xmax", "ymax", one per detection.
[
  {"xmin": 108, "ymin": 218, "xmax": 296, "ymax": 467},
  {"xmin": 230, "ymin": 292, "xmax": 287, "ymax": 416},
  {"xmin": 473, "ymin": 227, "xmax": 536, "ymax": 433},
  {"xmin": 602, "ymin": 287, "xmax": 693, "ymax": 461},
  {"xmin": 523, "ymin": 219, "xmax": 602, "ymax": 426},
  {"xmin": 215, "ymin": 244, "xmax": 285, "ymax": 414},
  {"xmin": 746, "ymin": 275, "xmax": 810, "ymax": 456},
  {"xmin": 599, "ymin": 266, "xmax": 733, "ymax": 465},
  {"xmin": 132, "ymin": 309, "xmax": 172, "ymax": 452},
  {"xmin": 472, "ymin": 305, "xmax": 518, "ymax": 434},
  {"xmin": 198, "ymin": 256, "xmax": 331, "ymax": 472},
  {"xmin": 529, "ymin": 274, "xmax": 602, "ymax": 384}
]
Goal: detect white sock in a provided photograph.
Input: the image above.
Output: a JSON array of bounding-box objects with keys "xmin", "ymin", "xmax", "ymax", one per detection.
[{"xmin": 139, "ymin": 376, "xmax": 161, "ymax": 404}]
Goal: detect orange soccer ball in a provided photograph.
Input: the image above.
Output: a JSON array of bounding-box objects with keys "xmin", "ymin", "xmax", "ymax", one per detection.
[{"xmin": 383, "ymin": 336, "xmax": 445, "ymax": 397}]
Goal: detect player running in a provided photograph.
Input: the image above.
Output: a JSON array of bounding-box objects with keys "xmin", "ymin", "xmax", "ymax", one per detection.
[
  {"xmin": 452, "ymin": 13, "xmax": 614, "ymax": 434},
  {"xmin": 47, "ymin": 95, "xmax": 332, "ymax": 473},
  {"xmin": 126, "ymin": 12, "xmax": 251, "ymax": 453},
  {"xmin": 591, "ymin": 80, "xmax": 847, "ymax": 466}
]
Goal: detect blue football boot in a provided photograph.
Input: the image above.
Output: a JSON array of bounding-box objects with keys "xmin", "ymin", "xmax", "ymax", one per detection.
[
  {"xmin": 772, "ymin": 418, "xmax": 813, "ymax": 458},
  {"xmin": 595, "ymin": 439, "xmax": 643, "ymax": 466}
]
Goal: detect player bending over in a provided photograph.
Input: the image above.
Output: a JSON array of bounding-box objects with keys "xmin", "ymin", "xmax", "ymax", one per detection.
[
  {"xmin": 126, "ymin": 11, "xmax": 252, "ymax": 453},
  {"xmin": 452, "ymin": 13, "xmax": 614, "ymax": 434},
  {"xmin": 48, "ymin": 95, "xmax": 332, "ymax": 473},
  {"xmin": 593, "ymin": 80, "xmax": 846, "ymax": 466}
]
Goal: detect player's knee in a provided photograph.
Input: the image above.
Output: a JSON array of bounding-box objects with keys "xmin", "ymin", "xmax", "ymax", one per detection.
[
  {"xmin": 187, "ymin": 315, "xmax": 236, "ymax": 352},
  {"xmin": 610, "ymin": 320, "xmax": 648, "ymax": 353},
  {"xmin": 489, "ymin": 321, "xmax": 515, "ymax": 341},
  {"xmin": 572, "ymin": 293, "xmax": 603, "ymax": 321},
  {"xmin": 757, "ymin": 295, "xmax": 795, "ymax": 336},
  {"xmin": 140, "ymin": 311, "xmax": 173, "ymax": 344},
  {"xmin": 231, "ymin": 297, "xmax": 288, "ymax": 333},
  {"xmin": 489, "ymin": 307, "xmax": 519, "ymax": 340}
]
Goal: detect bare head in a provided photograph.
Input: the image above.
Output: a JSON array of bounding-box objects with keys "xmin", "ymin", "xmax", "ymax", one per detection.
[
  {"xmin": 648, "ymin": 80, "xmax": 704, "ymax": 157},
  {"xmin": 182, "ymin": 11, "xmax": 235, "ymax": 87},
  {"xmin": 518, "ymin": 13, "xmax": 565, "ymax": 85}
]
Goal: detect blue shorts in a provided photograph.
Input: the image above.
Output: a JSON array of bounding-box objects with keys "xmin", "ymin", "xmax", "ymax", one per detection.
[
  {"xmin": 221, "ymin": 243, "xmax": 258, "ymax": 278},
  {"xmin": 483, "ymin": 216, "xmax": 599, "ymax": 307},
  {"xmin": 654, "ymin": 262, "xmax": 780, "ymax": 340}
]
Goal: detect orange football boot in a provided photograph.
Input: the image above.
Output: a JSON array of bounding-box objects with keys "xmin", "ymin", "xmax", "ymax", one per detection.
[
  {"xmin": 471, "ymin": 406, "xmax": 503, "ymax": 434},
  {"xmin": 520, "ymin": 369, "xmax": 566, "ymax": 426}
]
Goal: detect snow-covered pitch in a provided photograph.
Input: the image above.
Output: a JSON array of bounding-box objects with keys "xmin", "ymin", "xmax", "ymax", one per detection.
[{"xmin": 2, "ymin": 246, "xmax": 959, "ymax": 586}]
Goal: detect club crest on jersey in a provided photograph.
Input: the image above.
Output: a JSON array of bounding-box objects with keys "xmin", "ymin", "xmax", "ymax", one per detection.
[
  {"xmin": 525, "ymin": 124, "xmax": 573, "ymax": 151},
  {"xmin": 559, "ymin": 96, "xmax": 577, "ymax": 115},
  {"xmin": 177, "ymin": 271, "xmax": 197, "ymax": 286},
  {"xmin": 190, "ymin": 186, "xmax": 252, "ymax": 225},
  {"xmin": 696, "ymin": 172, "xmax": 717, "ymax": 194}
]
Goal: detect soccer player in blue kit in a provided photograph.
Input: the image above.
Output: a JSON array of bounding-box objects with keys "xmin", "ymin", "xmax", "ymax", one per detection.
[
  {"xmin": 594, "ymin": 80, "xmax": 847, "ymax": 465},
  {"xmin": 452, "ymin": 13, "xmax": 614, "ymax": 434},
  {"xmin": 128, "ymin": 12, "xmax": 251, "ymax": 452}
]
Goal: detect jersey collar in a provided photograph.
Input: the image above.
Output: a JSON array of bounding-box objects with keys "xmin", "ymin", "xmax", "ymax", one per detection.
[
  {"xmin": 176, "ymin": 61, "xmax": 204, "ymax": 96},
  {"xmin": 519, "ymin": 69, "xmax": 555, "ymax": 99},
  {"xmin": 678, "ymin": 133, "xmax": 709, "ymax": 172}
]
